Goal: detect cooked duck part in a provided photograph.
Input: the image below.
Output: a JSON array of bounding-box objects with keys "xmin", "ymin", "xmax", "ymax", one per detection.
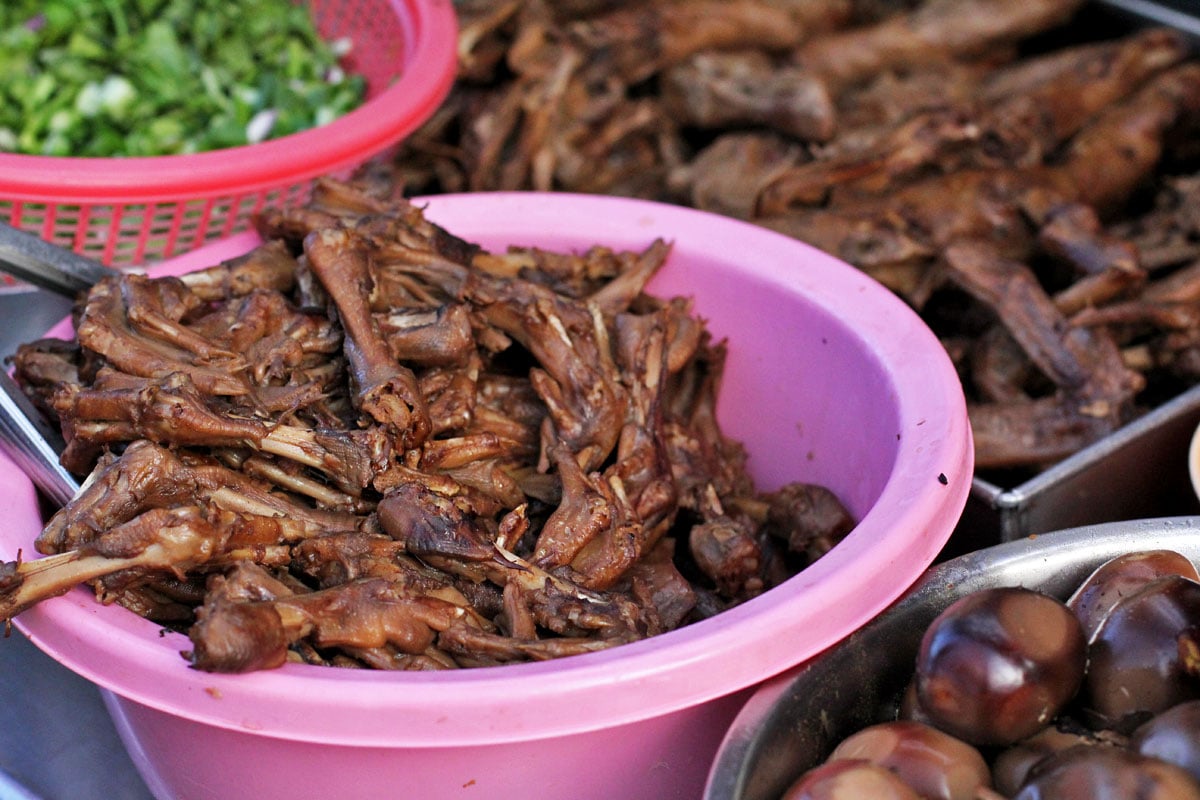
[
  {"xmin": 389, "ymin": 0, "xmax": 1200, "ymax": 475},
  {"xmin": 944, "ymin": 241, "xmax": 1145, "ymax": 469},
  {"xmin": 178, "ymin": 239, "xmax": 300, "ymax": 302},
  {"xmin": 4, "ymin": 179, "xmax": 851, "ymax": 671},
  {"xmin": 763, "ymin": 481, "xmax": 857, "ymax": 563},
  {"xmin": 791, "ymin": 0, "xmax": 1085, "ymax": 92},
  {"xmin": 36, "ymin": 440, "xmax": 361, "ymax": 555},
  {"xmin": 305, "ymin": 227, "xmax": 432, "ymax": 451},
  {"xmin": 758, "ymin": 30, "xmax": 1189, "ymax": 217},
  {"xmin": 662, "ymin": 50, "xmax": 836, "ymax": 142},
  {"xmin": 0, "ymin": 506, "xmax": 228, "ymax": 621},
  {"xmin": 188, "ymin": 572, "xmax": 486, "ymax": 673},
  {"xmin": 568, "ymin": 0, "xmax": 830, "ymax": 85},
  {"xmin": 465, "ymin": 271, "xmax": 629, "ymax": 472},
  {"xmin": 77, "ymin": 275, "xmax": 250, "ymax": 397}
]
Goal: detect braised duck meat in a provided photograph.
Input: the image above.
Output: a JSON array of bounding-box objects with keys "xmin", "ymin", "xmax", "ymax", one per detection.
[
  {"xmin": 1, "ymin": 179, "xmax": 853, "ymax": 671},
  {"xmin": 789, "ymin": 0, "xmax": 1085, "ymax": 93},
  {"xmin": 389, "ymin": 0, "xmax": 1200, "ymax": 475},
  {"xmin": 758, "ymin": 29, "xmax": 1192, "ymax": 216}
]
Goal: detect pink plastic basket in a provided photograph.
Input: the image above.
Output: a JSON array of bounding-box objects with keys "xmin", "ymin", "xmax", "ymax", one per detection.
[{"xmin": 0, "ymin": 0, "xmax": 457, "ymax": 268}]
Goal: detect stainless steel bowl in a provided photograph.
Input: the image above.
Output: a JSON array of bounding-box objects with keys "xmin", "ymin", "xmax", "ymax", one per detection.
[{"xmin": 703, "ymin": 516, "xmax": 1200, "ymax": 800}]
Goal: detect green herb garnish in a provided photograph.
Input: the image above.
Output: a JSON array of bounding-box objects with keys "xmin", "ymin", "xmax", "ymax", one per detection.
[{"xmin": 0, "ymin": 0, "xmax": 367, "ymax": 156}]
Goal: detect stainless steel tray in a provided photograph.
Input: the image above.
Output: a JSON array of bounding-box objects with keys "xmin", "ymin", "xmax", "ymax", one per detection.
[
  {"xmin": 705, "ymin": 516, "xmax": 1200, "ymax": 800},
  {"xmin": 955, "ymin": 385, "xmax": 1200, "ymax": 551},
  {"xmin": 944, "ymin": 0, "xmax": 1200, "ymax": 550}
]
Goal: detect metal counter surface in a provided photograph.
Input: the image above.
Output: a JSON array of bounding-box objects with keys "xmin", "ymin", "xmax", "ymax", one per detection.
[
  {"xmin": 0, "ymin": 4, "xmax": 1196, "ymax": 790},
  {"xmin": 0, "ymin": 286, "xmax": 154, "ymax": 800}
]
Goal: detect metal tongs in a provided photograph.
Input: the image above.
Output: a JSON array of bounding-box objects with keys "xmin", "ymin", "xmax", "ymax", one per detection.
[
  {"xmin": 0, "ymin": 222, "xmax": 109, "ymax": 506},
  {"xmin": 1098, "ymin": 0, "xmax": 1200, "ymax": 40},
  {"xmin": 0, "ymin": 221, "xmax": 109, "ymax": 296}
]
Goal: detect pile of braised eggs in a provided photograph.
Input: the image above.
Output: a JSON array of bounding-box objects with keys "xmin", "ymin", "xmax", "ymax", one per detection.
[{"xmin": 782, "ymin": 550, "xmax": 1200, "ymax": 799}]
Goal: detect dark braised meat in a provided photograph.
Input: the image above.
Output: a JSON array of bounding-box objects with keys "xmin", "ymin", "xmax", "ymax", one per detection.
[
  {"xmin": 1, "ymin": 178, "xmax": 853, "ymax": 672},
  {"xmin": 390, "ymin": 0, "xmax": 1200, "ymax": 476}
]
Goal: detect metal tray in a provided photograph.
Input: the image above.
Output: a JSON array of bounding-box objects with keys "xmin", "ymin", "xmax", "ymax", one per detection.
[
  {"xmin": 954, "ymin": 385, "xmax": 1200, "ymax": 551},
  {"xmin": 946, "ymin": 0, "xmax": 1200, "ymax": 550},
  {"xmin": 704, "ymin": 516, "xmax": 1200, "ymax": 800}
]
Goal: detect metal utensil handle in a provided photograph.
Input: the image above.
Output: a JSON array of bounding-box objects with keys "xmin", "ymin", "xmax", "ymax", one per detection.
[
  {"xmin": 0, "ymin": 369, "xmax": 78, "ymax": 507},
  {"xmin": 1097, "ymin": 0, "xmax": 1200, "ymax": 40},
  {"xmin": 0, "ymin": 767, "xmax": 47, "ymax": 800},
  {"xmin": 0, "ymin": 223, "xmax": 109, "ymax": 297}
]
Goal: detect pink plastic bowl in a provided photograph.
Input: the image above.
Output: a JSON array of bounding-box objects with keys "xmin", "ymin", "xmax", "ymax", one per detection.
[{"xmin": 0, "ymin": 193, "xmax": 973, "ymax": 800}]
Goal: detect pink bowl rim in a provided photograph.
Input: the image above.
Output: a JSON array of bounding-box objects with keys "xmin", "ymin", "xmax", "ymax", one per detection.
[
  {"xmin": 0, "ymin": 0, "xmax": 458, "ymax": 203},
  {"xmin": 4, "ymin": 192, "xmax": 973, "ymax": 747}
]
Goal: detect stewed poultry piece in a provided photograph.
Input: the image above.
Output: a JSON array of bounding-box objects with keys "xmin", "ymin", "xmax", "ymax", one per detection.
[
  {"xmin": 1, "ymin": 178, "xmax": 851, "ymax": 671},
  {"xmin": 394, "ymin": 0, "xmax": 1200, "ymax": 475}
]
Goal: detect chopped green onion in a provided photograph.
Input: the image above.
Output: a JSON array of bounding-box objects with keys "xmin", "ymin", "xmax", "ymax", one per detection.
[{"xmin": 0, "ymin": 0, "xmax": 367, "ymax": 157}]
